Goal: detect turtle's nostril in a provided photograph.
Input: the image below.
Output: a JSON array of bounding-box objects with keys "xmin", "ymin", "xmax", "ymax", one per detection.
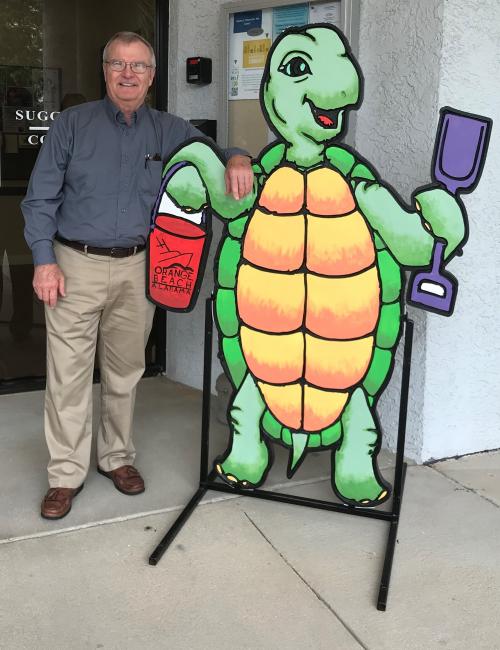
[{"xmin": 341, "ymin": 90, "xmax": 347, "ymax": 97}]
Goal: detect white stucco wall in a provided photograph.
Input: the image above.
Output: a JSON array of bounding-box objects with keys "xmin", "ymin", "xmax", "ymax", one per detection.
[
  {"xmin": 420, "ymin": 0, "xmax": 500, "ymax": 460},
  {"xmin": 355, "ymin": 0, "xmax": 444, "ymax": 460},
  {"xmin": 166, "ymin": 0, "xmax": 500, "ymax": 461},
  {"xmin": 165, "ymin": 0, "xmax": 227, "ymax": 392}
]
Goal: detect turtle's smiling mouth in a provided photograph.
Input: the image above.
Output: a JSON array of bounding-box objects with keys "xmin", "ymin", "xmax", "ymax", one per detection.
[{"xmin": 306, "ymin": 99, "xmax": 340, "ymax": 129}]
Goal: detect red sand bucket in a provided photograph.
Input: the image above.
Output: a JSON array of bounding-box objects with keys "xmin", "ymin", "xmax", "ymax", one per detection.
[{"xmin": 147, "ymin": 162, "xmax": 212, "ymax": 312}]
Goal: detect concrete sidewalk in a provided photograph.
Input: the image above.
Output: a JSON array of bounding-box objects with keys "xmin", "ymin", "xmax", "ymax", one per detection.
[{"xmin": 1, "ymin": 377, "xmax": 499, "ymax": 649}]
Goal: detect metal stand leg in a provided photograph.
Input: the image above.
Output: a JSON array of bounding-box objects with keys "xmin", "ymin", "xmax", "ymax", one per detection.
[
  {"xmin": 149, "ymin": 485, "xmax": 208, "ymax": 566},
  {"xmin": 148, "ymin": 298, "xmax": 213, "ymax": 566},
  {"xmin": 150, "ymin": 302, "xmax": 415, "ymax": 612},
  {"xmin": 377, "ymin": 317, "xmax": 414, "ymax": 610}
]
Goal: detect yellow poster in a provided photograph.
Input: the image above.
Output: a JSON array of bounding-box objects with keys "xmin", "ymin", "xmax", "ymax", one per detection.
[{"xmin": 243, "ymin": 38, "xmax": 271, "ymax": 68}]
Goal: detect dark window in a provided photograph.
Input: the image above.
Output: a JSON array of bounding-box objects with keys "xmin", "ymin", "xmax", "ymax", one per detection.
[{"xmin": 0, "ymin": 0, "xmax": 162, "ymax": 391}]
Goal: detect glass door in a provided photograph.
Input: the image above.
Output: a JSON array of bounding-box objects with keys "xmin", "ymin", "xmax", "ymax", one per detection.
[{"xmin": 0, "ymin": 0, "xmax": 165, "ymax": 391}]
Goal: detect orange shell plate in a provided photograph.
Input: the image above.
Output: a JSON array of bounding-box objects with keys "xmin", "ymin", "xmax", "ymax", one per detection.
[{"xmin": 238, "ymin": 166, "xmax": 380, "ymax": 430}]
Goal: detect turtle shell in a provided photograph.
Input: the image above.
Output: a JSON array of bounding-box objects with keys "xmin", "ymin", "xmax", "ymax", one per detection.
[{"xmin": 236, "ymin": 164, "xmax": 381, "ymax": 432}]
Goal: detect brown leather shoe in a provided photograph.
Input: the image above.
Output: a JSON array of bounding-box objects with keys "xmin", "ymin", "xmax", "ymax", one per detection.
[
  {"xmin": 41, "ymin": 484, "xmax": 84, "ymax": 520},
  {"xmin": 97, "ymin": 465, "xmax": 145, "ymax": 495}
]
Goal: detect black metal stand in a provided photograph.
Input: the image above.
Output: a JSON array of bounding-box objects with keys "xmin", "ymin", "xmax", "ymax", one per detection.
[{"xmin": 150, "ymin": 297, "xmax": 414, "ymax": 612}]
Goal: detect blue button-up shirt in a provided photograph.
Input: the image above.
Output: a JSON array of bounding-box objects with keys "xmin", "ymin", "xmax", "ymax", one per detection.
[{"xmin": 22, "ymin": 96, "xmax": 244, "ymax": 265}]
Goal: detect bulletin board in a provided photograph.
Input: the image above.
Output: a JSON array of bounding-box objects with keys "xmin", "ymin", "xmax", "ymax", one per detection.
[{"xmin": 220, "ymin": 0, "xmax": 360, "ymax": 156}]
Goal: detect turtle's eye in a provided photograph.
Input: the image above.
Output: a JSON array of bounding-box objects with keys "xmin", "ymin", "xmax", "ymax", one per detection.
[{"xmin": 278, "ymin": 56, "xmax": 311, "ymax": 77}]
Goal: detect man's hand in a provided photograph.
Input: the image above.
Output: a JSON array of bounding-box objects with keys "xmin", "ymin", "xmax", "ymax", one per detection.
[
  {"xmin": 224, "ymin": 154, "xmax": 254, "ymax": 200},
  {"xmin": 33, "ymin": 263, "xmax": 66, "ymax": 308}
]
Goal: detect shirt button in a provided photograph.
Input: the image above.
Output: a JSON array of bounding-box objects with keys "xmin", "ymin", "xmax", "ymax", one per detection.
[{"xmin": 121, "ymin": 208, "xmax": 127, "ymax": 213}]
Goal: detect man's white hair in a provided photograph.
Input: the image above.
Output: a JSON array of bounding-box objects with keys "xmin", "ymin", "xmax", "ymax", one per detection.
[{"xmin": 103, "ymin": 31, "xmax": 156, "ymax": 68}]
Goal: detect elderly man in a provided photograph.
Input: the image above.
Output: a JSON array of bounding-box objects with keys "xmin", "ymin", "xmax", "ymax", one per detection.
[{"xmin": 22, "ymin": 31, "xmax": 253, "ymax": 520}]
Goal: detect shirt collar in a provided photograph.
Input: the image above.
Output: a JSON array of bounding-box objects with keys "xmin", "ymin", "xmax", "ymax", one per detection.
[{"xmin": 104, "ymin": 95, "xmax": 147, "ymax": 125}]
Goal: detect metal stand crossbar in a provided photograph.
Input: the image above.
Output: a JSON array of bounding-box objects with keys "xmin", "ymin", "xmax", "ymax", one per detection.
[{"xmin": 149, "ymin": 297, "xmax": 414, "ymax": 611}]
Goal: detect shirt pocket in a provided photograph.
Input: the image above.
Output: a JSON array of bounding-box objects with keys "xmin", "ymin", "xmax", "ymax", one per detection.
[{"xmin": 141, "ymin": 159, "xmax": 164, "ymax": 200}]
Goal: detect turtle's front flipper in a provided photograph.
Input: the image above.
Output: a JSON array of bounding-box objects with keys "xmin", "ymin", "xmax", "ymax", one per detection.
[
  {"xmin": 165, "ymin": 141, "xmax": 256, "ymax": 220},
  {"xmin": 167, "ymin": 165, "xmax": 207, "ymax": 211},
  {"xmin": 333, "ymin": 387, "xmax": 390, "ymax": 506},
  {"xmin": 215, "ymin": 373, "xmax": 271, "ymax": 488},
  {"xmin": 355, "ymin": 180, "xmax": 466, "ymax": 267}
]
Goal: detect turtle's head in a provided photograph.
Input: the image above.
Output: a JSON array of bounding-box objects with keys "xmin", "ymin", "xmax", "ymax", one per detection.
[{"xmin": 261, "ymin": 25, "xmax": 361, "ymax": 148}]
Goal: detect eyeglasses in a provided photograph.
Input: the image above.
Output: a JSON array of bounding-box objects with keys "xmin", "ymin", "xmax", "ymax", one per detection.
[{"xmin": 105, "ymin": 60, "xmax": 154, "ymax": 74}]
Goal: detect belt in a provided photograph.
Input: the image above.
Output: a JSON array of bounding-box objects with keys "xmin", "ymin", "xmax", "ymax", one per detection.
[{"xmin": 55, "ymin": 235, "xmax": 146, "ymax": 258}]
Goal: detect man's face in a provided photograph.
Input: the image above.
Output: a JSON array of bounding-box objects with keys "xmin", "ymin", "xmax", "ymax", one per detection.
[{"xmin": 103, "ymin": 40, "xmax": 155, "ymax": 111}]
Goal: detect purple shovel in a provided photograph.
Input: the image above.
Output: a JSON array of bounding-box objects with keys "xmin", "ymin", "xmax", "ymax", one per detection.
[{"xmin": 408, "ymin": 107, "xmax": 492, "ymax": 316}]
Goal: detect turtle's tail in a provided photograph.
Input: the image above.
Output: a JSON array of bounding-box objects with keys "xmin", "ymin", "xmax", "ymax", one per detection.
[{"xmin": 287, "ymin": 432, "xmax": 309, "ymax": 478}]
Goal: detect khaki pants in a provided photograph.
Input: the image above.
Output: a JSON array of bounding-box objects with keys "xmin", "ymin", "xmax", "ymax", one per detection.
[{"xmin": 44, "ymin": 242, "xmax": 155, "ymax": 487}]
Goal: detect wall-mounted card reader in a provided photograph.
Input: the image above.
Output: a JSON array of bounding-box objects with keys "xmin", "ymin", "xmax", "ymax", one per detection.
[{"xmin": 186, "ymin": 57, "xmax": 212, "ymax": 84}]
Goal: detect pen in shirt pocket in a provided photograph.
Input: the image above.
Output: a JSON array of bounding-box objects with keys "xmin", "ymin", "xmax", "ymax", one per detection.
[{"xmin": 145, "ymin": 153, "xmax": 162, "ymax": 168}]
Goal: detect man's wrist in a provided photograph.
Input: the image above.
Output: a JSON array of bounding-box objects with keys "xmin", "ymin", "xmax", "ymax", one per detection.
[{"xmin": 225, "ymin": 147, "xmax": 251, "ymax": 161}]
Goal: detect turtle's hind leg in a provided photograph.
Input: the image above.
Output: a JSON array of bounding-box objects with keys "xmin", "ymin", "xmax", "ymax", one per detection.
[
  {"xmin": 333, "ymin": 387, "xmax": 391, "ymax": 506},
  {"xmin": 216, "ymin": 373, "xmax": 271, "ymax": 488}
]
